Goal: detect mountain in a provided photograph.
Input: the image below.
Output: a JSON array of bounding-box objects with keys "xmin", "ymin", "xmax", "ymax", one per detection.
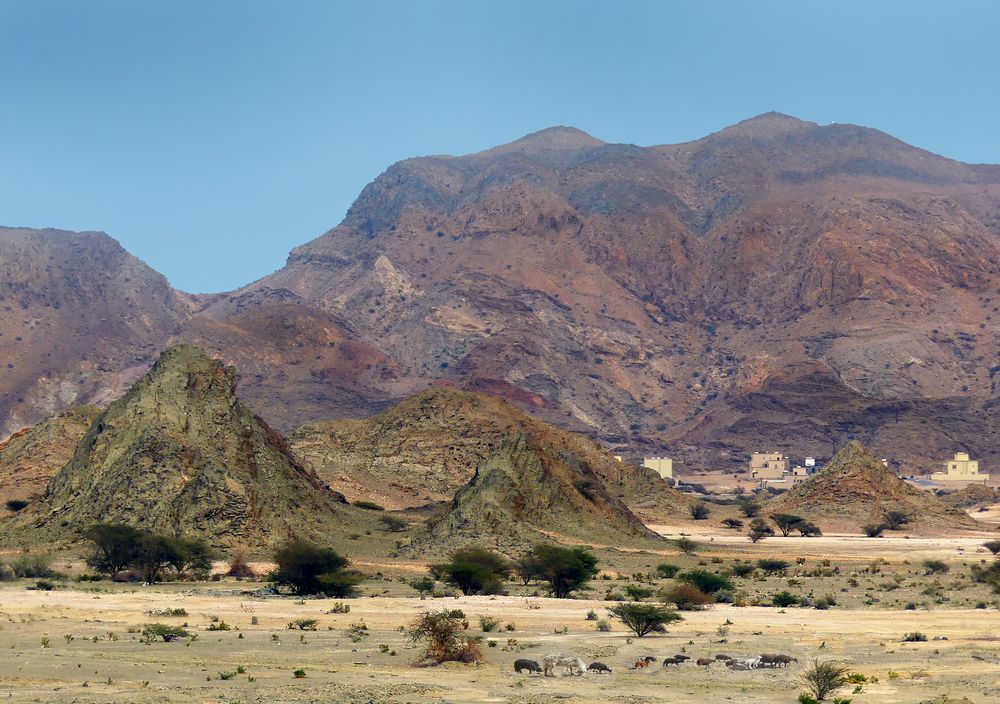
[
  {"xmin": 289, "ymin": 385, "xmax": 691, "ymax": 522},
  {"xmin": 5, "ymin": 345, "xmax": 357, "ymax": 547},
  {"xmin": 0, "ymin": 406, "xmax": 99, "ymax": 517},
  {"xmin": 422, "ymin": 432, "xmax": 662, "ymax": 550},
  {"xmin": 4, "ymin": 113, "xmax": 1000, "ymax": 473},
  {"xmin": 765, "ymin": 441, "xmax": 980, "ymax": 534}
]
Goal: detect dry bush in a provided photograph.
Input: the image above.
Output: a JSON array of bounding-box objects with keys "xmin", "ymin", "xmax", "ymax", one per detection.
[{"xmin": 407, "ymin": 610, "xmax": 483, "ymax": 665}]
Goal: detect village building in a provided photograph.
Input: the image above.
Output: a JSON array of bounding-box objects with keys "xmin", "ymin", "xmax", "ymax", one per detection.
[
  {"xmin": 749, "ymin": 451, "xmax": 787, "ymax": 480},
  {"xmin": 931, "ymin": 452, "xmax": 989, "ymax": 483},
  {"xmin": 643, "ymin": 457, "xmax": 673, "ymax": 479}
]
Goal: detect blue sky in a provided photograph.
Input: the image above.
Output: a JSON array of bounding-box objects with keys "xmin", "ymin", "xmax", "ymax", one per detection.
[{"xmin": 2, "ymin": 1, "xmax": 998, "ymax": 293}]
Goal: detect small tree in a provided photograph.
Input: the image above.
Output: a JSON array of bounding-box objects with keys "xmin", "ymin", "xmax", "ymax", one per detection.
[
  {"xmin": 624, "ymin": 584, "xmax": 653, "ymax": 601},
  {"xmin": 883, "ymin": 510, "xmax": 910, "ymax": 530},
  {"xmin": 431, "ymin": 547, "xmax": 510, "ymax": 596},
  {"xmin": 407, "ymin": 609, "xmax": 482, "ymax": 664},
  {"xmin": 528, "ymin": 544, "xmax": 599, "ymax": 598},
  {"xmin": 608, "ymin": 603, "xmax": 682, "ymax": 637},
  {"xmin": 771, "ymin": 513, "xmax": 804, "ymax": 537},
  {"xmin": 738, "ymin": 499, "xmax": 761, "ymax": 517},
  {"xmin": 270, "ymin": 539, "xmax": 362, "ymax": 597},
  {"xmin": 689, "ymin": 503, "xmax": 710, "ymax": 520},
  {"xmin": 796, "ymin": 521, "xmax": 822, "ymax": 537},
  {"xmin": 84, "ymin": 523, "xmax": 143, "ymax": 576},
  {"xmin": 772, "ymin": 590, "xmax": 799, "ymax": 607},
  {"xmin": 4, "ymin": 499, "xmax": 28, "ymax": 512},
  {"xmin": 142, "ymin": 623, "xmax": 191, "ymax": 642},
  {"xmin": 757, "ymin": 558, "xmax": 790, "ymax": 576},
  {"xmin": 513, "ymin": 554, "xmax": 544, "ymax": 586},
  {"xmin": 862, "ymin": 523, "xmax": 886, "ymax": 538},
  {"xmin": 168, "ymin": 537, "xmax": 214, "ymax": 580},
  {"xmin": 982, "ymin": 540, "xmax": 1000, "ymax": 555},
  {"xmin": 748, "ymin": 518, "xmax": 774, "ymax": 543},
  {"xmin": 799, "ymin": 659, "xmax": 849, "ymax": 701},
  {"xmin": 133, "ymin": 533, "xmax": 181, "ymax": 583},
  {"xmin": 721, "ymin": 518, "xmax": 744, "ymax": 530},
  {"xmin": 674, "ymin": 537, "xmax": 699, "ymax": 555}
]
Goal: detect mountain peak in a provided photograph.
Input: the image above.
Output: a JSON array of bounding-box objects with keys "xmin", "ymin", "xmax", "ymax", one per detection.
[
  {"xmin": 479, "ymin": 126, "xmax": 605, "ymax": 156},
  {"xmin": 712, "ymin": 112, "xmax": 817, "ymax": 140}
]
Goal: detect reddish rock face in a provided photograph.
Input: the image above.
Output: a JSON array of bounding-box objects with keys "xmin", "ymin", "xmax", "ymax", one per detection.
[{"xmin": 3, "ymin": 114, "xmax": 1000, "ymax": 471}]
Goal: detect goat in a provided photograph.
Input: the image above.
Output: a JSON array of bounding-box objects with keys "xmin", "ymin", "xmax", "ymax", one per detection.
[
  {"xmin": 588, "ymin": 661, "xmax": 612, "ymax": 674},
  {"xmin": 514, "ymin": 658, "xmax": 542, "ymax": 675}
]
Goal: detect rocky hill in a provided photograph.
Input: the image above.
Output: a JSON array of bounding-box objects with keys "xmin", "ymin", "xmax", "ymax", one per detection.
[
  {"xmin": 290, "ymin": 385, "xmax": 691, "ymax": 522},
  {"xmin": 766, "ymin": 441, "xmax": 980, "ymax": 534},
  {"xmin": 422, "ymin": 433, "xmax": 662, "ymax": 550},
  {"xmin": 0, "ymin": 406, "xmax": 99, "ymax": 517},
  {"xmin": 4, "ymin": 346, "xmax": 360, "ymax": 547},
  {"xmin": 4, "ymin": 114, "xmax": 1000, "ymax": 472}
]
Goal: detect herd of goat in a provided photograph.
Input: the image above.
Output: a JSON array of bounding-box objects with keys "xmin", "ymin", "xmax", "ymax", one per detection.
[{"xmin": 514, "ymin": 652, "xmax": 798, "ymax": 676}]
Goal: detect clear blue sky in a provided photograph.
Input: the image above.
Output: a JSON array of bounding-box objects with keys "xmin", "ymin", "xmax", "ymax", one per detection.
[{"xmin": 2, "ymin": 1, "xmax": 998, "ymax": 293}]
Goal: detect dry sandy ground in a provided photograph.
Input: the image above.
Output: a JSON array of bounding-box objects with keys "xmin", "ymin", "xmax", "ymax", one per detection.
[{"xmin": 1, "ymin": 583, "xmax": 999, "ymax": 704}]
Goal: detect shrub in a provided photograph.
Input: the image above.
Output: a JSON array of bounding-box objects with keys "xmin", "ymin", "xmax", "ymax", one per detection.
[
  {"xmin": 730, "ymin": 563, "xmax": 756, "ymax": 578},
  {"xmin": 771, "ymin": 514, "xmax": 805, "ymax": 537},
  {"xmin": 922, "ymin": 559, "xmax": 949, "ymax": 575},
  {"xmin": 862, "ymin": 523, "xmax": 885, "ymax": 538},
  {"xmin": 721, "ymin": 518, "xmax": 744, "ymax": 530},
  {"xmin": 772, "ymin": 591, "xmax": 799, "ymax": 607},
  {"xmin": 655, "ymin": 563, "xmax": 680, "ymax": 578},
  {"xmin": 982, "ymin": 540, "xmax": 1000, "ymax": 555},
  {"xmin": 379, "ymin": 515, "xmax": 408, "ymax": 532},
  {"xmin": 407, "ymin": 610, "xmax": 482, "ymax": 664},
  {"xmin": 796, "ymin": 521, "xmax": 823, "ymax": 537},
  {"xmin": 624, "ymin": 584, "xmax": 653, "ymax": 601},
  {"xmin": 595, "ymin": 619, "xmax": 612, "ymax": 632},
  {"xmin": 883, "ymin": 510, "xmax": 910, "ymax": 530},
  {"xmin": 478, "ymin": 615, "xmax": 501, "ymax": 632},
  {"xmin": 798, "ymin": 659, "xmax": 849, "ymax": 701},
  {"xmin": 431, "ymin": 547, "xmax": 511, "ymax": 596},
  {"xmin": 748, "ymin": 518, "xmax": 774, "ymax": 543},
  {"xmin": 738, "ymin": 500, "xmax": 761, "ymax": 517},
  {"xmin": 409, "ymin": 576, "xmax": 435, "ymax": 594},
  {"xmin": 607, "ymin": 603, "xmax": 683, "ymax": 637},
  {"xmin": 270, "ymin": 539, "xmax": 362, "ymax": 597},
  {"xmin": 678, "ymin": 569, "xmax": 733, "ymax": 594},
  {"xmin": 689, "ymin": 503, "xmax": 710, "ymax": 520},
  {"xmin": 227, "ymin": 553, "xmax": 257, "ymax": 579},
  {"xmin": 524, "ymin": 544, "xmax": 599, "ymax": 598},
  {"xmin": 757, "ymin": 558, "xmax": 790, "ymax": 576},
  {"xmin": 352, "ymin": 500, "xmax": 385, "ymax": 511},
  {"xmin": 0, "ymin": 563, "xmax": 16, "ymax": 581},
  {"xmin": 287, "ymin": 618, "xmax": 318, "ymax": 631},
  {"xmin": 4, "ymin": 499, "xmax": 29, "ymax": 512},
  {"xmin": 674, "ymin": 537, "xmax": 699, "ymax": 555},
  {"xmin": 142, "ymin": 623, "xmax": 191, "ymax": 642},
  {"xmin": 10, "ymin": 555, "xmax": 57, "ymax": 579},
  {"xmin": 292, "ymin": 669, "xmax": 306, "ymax": 678},
  {"xmin": 902, "ymin": 632, "xmax": 927, "ymax": 642},
  {"xmin": 660, "ymin": 583, "xmax": 714, "ymax": 610}
]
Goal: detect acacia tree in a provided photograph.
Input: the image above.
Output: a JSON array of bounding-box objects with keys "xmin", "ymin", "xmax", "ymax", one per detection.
[
  {"xmin": 528, "ymin": 544, "xmax": 599, "ymax": 598},
  {"xmin": 771, "ymin": 513, "xmax": 804, "ymax": 537},
  {"xmin": 270, "ymin": 539, "xmax": 362, "ymax": 597},
  {"xmin": 84, "ymin": 523, "xmax": 143, "ymax": 576},
  {"xmin": 608, "ymin": 603, "xmax": 683, "ymax": 637},
  {"xmin": 748, "ymin": 518, "xmax": 774, "ymax": 543}
]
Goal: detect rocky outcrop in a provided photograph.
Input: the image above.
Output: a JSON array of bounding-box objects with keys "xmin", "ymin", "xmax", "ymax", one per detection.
[
  {"xmin": 766, "ymin": 441, "xmax": 980, "ymax": 534},
  {"xmin": 0, "ymin": 406, "xmax": 99, "ymax": 517},
  {"xmin": 290, "ymin": 386, "xmax": 691, "ymax": 522},
  {"xmin": 423, "ymin": 433, "xmax": 662, "ymax": 550},
  {"xmin": 6, "ymin": 345, "xmax": 354, "ymax": 547}
]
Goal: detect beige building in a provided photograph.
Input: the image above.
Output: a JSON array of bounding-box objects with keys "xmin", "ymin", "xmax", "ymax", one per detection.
[
  {"xmin": 931, "ymin": 452, "xmax": 989, "ymax": 482},
  {"xmin": 750, "ymin": 451, "xmax": 787, "ymax": 480},
  {"xmin": 643, "ymin": 457, "xmax": 673, "ymax": 480}
]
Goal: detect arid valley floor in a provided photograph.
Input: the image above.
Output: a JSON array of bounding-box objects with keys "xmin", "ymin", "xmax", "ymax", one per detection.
[{"xmin": 2, "ymin": 525, "xmax": 999, "ymax": 704}]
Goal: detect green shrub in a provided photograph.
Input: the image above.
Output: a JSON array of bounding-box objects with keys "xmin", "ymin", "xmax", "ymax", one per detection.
[
  {"xmin": 352, "ymin": 500, "xmax": 385, "ymax": 511},
  {"xmin": 674, "ymin": 537, "xmax": 699, "ymax": 555},
  {"xmin": 624, "ymin": 584, "xmax": 654, "ymax": 601},
  {"xmin": 142, "ymin": 623, "xmax": 191, "ymax": 642},
  {"xmin": 730, "ymin": 563, "xmax": 756, "ymax": 578},
  {"xmin": 757, "ymin": 558, "xmax": 790, "ymax": 576},
  {"xmin": 678, "ymin": 569, "xmax": 733, "ymax": 594},
  {"xmin": 270, "ymin": 539, "xmax": 362, "ymax": 597},
  {"xmin": 478, "ymin": 615, "xmax": 501, "ymax": 632},
  {"xmin": 287, "ymin": 618, "xmax": 318, "ymax": 631},
  {"xmin": 772, "ymin": 591, "xmax": 799, "ymax": 607},
  {"xmin": 522, "ymin": 544, "xmax": 598, "ymax": 598},
  {"xmin": 922, "ymin": 559, "xmax": 949, "ymax": 575},
  {"xmin": 656, "ymin": 563, "xmax": 680, "ymax": 578},
  {"xmin": 431, "ymin": 547, "xmax": 511, "ymax": 596},
  {"xmin": 407, "ymin": 610, "xmax": 483, "ymax": 664},
  {"xmin": 902, "ymin": 632, "xmax": 927, "ymax": 642}
]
